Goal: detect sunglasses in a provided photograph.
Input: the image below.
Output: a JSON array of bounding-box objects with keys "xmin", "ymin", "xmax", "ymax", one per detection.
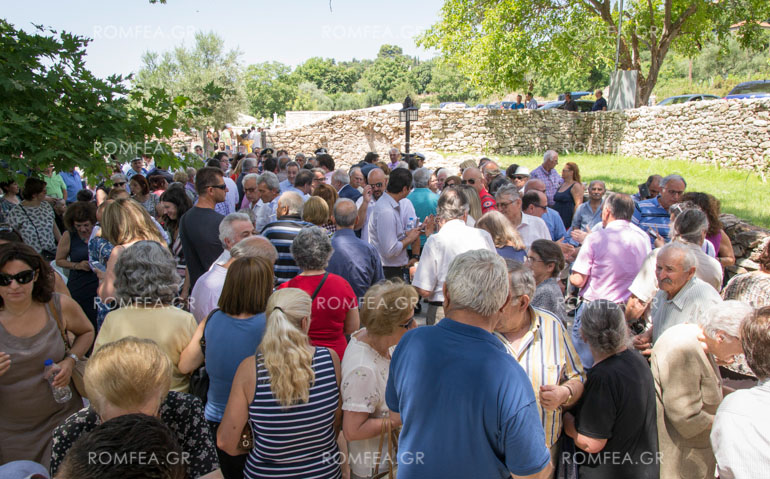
[
  {"xmin": 114, "ymin": 182, "xmax": 126, "ymax": 186},
  {"xmin": 512, "ymin": 176, "xmax": 528, "ymax": 180},
  {"xmin": 461, "ymin": 179, "xmax": 476, "ymax": 185},
  {"xmin": 0, "ymin": 269, "xmax": 36, "ymax": 287},
  {"xmin": 208, "ymin": 184, "xmax": 227, "ymax": 190},
  {"xmin": 400, "ymin": 316, "xmax": 415, "ymax": 329},
  {"xmin": 370, "ymin": 182, "xmax": 384, "ymax": 188}
]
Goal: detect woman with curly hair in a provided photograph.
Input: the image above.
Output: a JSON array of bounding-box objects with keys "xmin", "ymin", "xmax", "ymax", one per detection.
[
  {"xmin": 682, "ymin": 191, "xmax": 735, "ymax": 268},
  {"xmin": 129, "ymin": 174, "xmax": 159, "ymax": 218}
]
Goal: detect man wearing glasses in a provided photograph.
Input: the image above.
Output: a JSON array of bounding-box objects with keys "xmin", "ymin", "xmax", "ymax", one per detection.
[
  {"xmin": 179, "ymin": 166, "xmax": 226, "ymax": 288},
  {"xmin": 495, "ymin": 184, "xmax": 550, "ymax": 249},
  {"xmin": 461, "ymin": 167, "xmax": 497, "ymax": 213}
]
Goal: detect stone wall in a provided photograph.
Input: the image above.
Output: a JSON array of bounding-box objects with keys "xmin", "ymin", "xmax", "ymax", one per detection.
[
  {"xmin": 721, "ymin": 214, "xmax": 770, "ymax": 276},
  {"xmin": 268, "ymin": 98, "xmax": 770, "ymax": 171}
]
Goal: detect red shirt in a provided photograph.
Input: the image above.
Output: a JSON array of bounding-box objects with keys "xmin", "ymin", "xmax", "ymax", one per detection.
[
  {"xmin": 277, "ymin": 273, "xmax": 358, "ymax": 359},
  {"xmin": 479, "ymin": 188, "xmax": 497, "ymax": 214}
]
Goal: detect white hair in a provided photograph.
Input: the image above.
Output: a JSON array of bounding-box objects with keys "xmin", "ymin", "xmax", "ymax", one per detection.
[
  {"xmin": 436, "ymin": 168, "xmax": 451, "ymax": 178},
  {"xmin": 278, "ymin": 192, "xmax": 304, "ymax": 217},
  {"xmin": 243, "ymin": 173, "xmax": 259, "ymax": 185},
  {"xmin": 543, "ymin": 150, "xmax": 558, "ymax": 163},
  {"xmin": 659, "ymin": 241, "xmax": 697, "ymax": 271},
  {"xmin": 331, "ymin": 169, "xmax": 350, "ymax": 186},
  {"xmin": 257, "ymin": 171, "xmax": 280, "ymax": 191},
  {"xmin": 219, "ymin": 212, "xmax": 252, "ymax": 248},
  {"xmin": 445, "ymin": 249, "xmax": 509, "ymax": 317},
  {"xmin": 699, "ymin": 300, "xmax": 753, "ymax": 339},
  {"xmin": 413, "ymin": 168, "xmax": 431, "ymax": 188}
]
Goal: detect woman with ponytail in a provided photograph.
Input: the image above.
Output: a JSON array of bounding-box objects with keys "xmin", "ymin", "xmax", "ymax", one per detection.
[{"xmin": 218, "ymin": 288, "xmax": 342, "ymax": 479}]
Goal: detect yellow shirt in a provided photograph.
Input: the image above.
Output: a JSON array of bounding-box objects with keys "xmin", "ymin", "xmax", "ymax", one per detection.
[{"xmin": 94, "ymin": 305, "xmax": 198, "ymax": 392}]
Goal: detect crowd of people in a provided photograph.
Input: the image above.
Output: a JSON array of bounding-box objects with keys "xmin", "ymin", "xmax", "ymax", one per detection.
[{"xmin": 0, "ymin": 145, "xmax": 768, "ymax": 479}]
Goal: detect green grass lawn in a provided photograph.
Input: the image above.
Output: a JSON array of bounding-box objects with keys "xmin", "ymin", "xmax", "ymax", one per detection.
[{"xmin": 443, "ymin": 153, "xmax": 770, "ymax": 228}]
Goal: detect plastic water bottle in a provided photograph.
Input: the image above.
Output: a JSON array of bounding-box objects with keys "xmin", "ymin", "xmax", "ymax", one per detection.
[
  {"xmin": 406, "ymin": 217, "xmax": 416, "ymax": 230},
  {"xmin": 44, "ymin": 359, "xmax": 72, "ymax": 404}
]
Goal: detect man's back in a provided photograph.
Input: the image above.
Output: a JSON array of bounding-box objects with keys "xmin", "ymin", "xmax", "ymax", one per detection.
[
  {"xmin": 261, "ymin": 217, "xmax": 311, "ymax": 284},
  {"xmin": 386, "ymin": 319, "xmax": 550, "ymax": 478},
  {"xmin": 327, "ymin": 229, "xmax": 384, "ymax": 300},
  {"xmin": 179, "ymin": 207, "xmax": 224, "ymax": 288}
]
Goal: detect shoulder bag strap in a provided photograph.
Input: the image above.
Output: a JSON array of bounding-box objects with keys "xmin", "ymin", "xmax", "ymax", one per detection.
[
  {"xmin": 199, "ymin": 308, "xmax": 219, "ymax": 358},
  {"xmin": 18, "ymin": 205, "xmax": 44, "ymax": 247},
  {"xmin": 48, "ymin": 293, "xmax": 72, "ymax": 350},
  {"xmin": 310, "ymin": 272, "xmax": 329, "ymax": 301}
]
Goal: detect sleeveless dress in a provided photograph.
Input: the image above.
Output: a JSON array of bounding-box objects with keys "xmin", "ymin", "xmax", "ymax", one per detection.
[
  {"xmin": 67, "ymin": 232, "xmax": 99, "ymax": 331},
  {"xmin": 553, "ymin": 183, "xmax": 577, "ymax": 229},
  {"xmin": 0, "ymin": 295, "xmax": 82, "ymax": 467},
  {"xmin": 244, "ymin": 348, "xmax": 341, "ymax": 479}
]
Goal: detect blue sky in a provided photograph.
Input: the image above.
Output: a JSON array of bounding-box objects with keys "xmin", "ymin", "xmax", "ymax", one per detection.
[{"xmin": 4, "ymin": 0, "xmax": 445, "ymax": 79}]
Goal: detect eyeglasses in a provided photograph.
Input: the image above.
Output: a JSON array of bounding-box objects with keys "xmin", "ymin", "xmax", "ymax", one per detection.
[
  {"xmin": 370, "ymin": 182, "xmax": 384, "ymax": 188},
  {"xmin": 461, "ymin": 179, "xmax": 476, "ymax": 185},
  {"xmin": 497, "ymin": 201, "xmax": 513, "ymax": 208},
  {"xmin": 400, "ymin": 316, "xmax": 415, "ymax": 329},
  {"xmin": 208, "ymin": 184, "xmax": 227, "ymax": 190},
  {"xmin": 512, "ymin": 176, "xmax": 528, "ymax": 181},
  {"xmin": 244, "ymin": 187, "xmax": 257, "ymax": 193},
  {"xmin": 114, "ymin": 182, "xmax": 126, "ymax": 187},
  {"xmin": 0, "ymin": 269, "xmax": 36, "ymax": 286}
]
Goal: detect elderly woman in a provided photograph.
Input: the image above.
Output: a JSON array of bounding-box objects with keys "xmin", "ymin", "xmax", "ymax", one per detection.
[
  {"xmin": 179, "ymin": 256, "xmax": 274, "ymax": 478},
  {"xmin": 50, "ymin": 337, "xmax": 220, "ymax": 479},
  {"xmin": 278, "ymin": 226, "xmax": 359, "ymax": 360},
  {"xmin": 528, "ymin": 239, "xmax": 567, "ymax": 325},
  {"xmin": 342, "ymin": 280, "xmax": 417, "ymax": 479},
  {"xmin": 94, "ymin": 241, "xmax": 197, "ymax": 392},
  {"xmin": 0, "ymin": 243, "xmax": 93, "ymax": 467},
  {"xmin": 723, "ymin": 239, "xmax": 770, "ymax": 308},
  {"xmin": 563, "ymin": 300, "xmax": 659, "ymax": 479},
  {"xmin": 218, "ymin": 288, "xmax": 342, "ymax": 479},
  {"xmin": 494, "ymin": 261, "xmax": 585, "ymax": 467},
  {"xmin": 6, "ymin": 177, "xmax": 60, "ymax": 256},
  {"xmin": 476, "ymin": 210, "xmax": 526, "ymax": 262},
  {"xmin": 650, "ymin": 300, "xmax": 754, "ymax": 479},
  {"xmin": 302, "ymin": 196, "xmax": 331, "ymax": 229}
]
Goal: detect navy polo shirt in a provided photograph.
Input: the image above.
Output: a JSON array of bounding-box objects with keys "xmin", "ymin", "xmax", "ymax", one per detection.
[{"xmin": 386, "ymin": 318, "xmax": 550, "ymax": 478}]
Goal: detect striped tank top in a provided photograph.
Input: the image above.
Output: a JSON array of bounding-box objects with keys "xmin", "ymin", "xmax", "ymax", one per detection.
[{"xmin": 244, "ymin": 347, "xmax": 341, "ymax": 479}]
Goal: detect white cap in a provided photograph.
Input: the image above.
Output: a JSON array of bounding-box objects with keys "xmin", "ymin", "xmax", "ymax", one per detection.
[{"xmin": 514, "ymin": 166, "xmax": 530, "ymax": 176}]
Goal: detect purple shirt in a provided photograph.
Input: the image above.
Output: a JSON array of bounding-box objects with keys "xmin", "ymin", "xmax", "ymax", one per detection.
[
  {"xmin": 572, "ymin": 220, "xmax": 651, "ymax": 303},
  {"xmin": 530, "ymin": 165, "xmax": 564, "ymax": 206}
]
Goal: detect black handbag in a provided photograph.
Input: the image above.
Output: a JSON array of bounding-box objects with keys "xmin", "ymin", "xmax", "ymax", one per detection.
[{"xmin": 188, "ymin": 308, "xmax": 219, "ymax": 404}]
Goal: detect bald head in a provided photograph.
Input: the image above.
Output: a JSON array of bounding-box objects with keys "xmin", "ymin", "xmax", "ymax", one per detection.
[
  {"xmin": 367, "ymin": 168, "xmax": 386, "ymax": 200},
  {"xmin": 461, "ymin": 167, "xmax": 484, "ymax": 193},
  {"xmin": 230, "ymin": 235, "xmax": 278, "ymax": 265},
  {"xmin": 333, "ymin": 198, "xmax": 358, "ymax": 228},
  {"xmin": 524, "ymin": 179, "xmax": 546, "ymax": 193}
]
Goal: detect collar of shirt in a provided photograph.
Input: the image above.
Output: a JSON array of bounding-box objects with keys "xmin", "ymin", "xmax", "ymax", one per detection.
[
  {"xmin": 497, "ymin": 307, "xmax": 543, "ymax": 358},
  {"xmin": 332, "ymin": 228, "xmax": 356, "ymax": 238},
  {"xmin": 438, "ymin": 318, "xmax": 504, "ymax": 351},
  {"xmin": 382, "ymin": 193, "xmax": 400, "ymax": 210},
  {"xmin": 667, "ymin": 276, "xmax": 699, "ymax": 310},
  {"xmin": 437, "ymin": 218, "xmax": 467, "ymax": 233},
  {"xmin": 520, "ymin": 213, "xmax": 537, "ymax": 228}
]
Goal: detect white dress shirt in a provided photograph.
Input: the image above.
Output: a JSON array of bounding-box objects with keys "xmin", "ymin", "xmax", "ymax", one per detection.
[
  {"xmin": 254, "ymin": 196, "xmax": 278, "ymax": 233},
  {"xmin": 412, "ymin": 219, "xmax": 496, "ymax": 301},
  {"xmin": 190, "ymin": 263, "xmax": 228, "ymax": 323},
  {"xmin": 368, "ymin": 194, "xmax": 411, "ymax": 267},
  {"xmin": 357, "ymin": 196, "xmax": 416, "ymax": 244},
  {"xmin": 516, "ymin": 213, "xmax": 551, "ymax": 248}
]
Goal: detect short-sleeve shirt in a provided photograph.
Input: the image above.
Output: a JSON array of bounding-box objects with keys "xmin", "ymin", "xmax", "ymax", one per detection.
[
  {"xmin": 44, "ymin": 173, "xmax": 67, "ymax": 199},
  {"xmin": 517, "ymin": 213, "xmax": 552, "ymax": 249},
  {"xmin": 530, "ymin": 166, "xmax": 564, "ymax": 206},
  {"xmin": 179, "ymin": 207, "xmax": 224, "ymax": 288},
  {"xmin": 277, "ymin": 273, "xmax": 357, "ymax": 360},
  {"xmin": 386, "ymin": 318, "xmax": 550, "ymax": 478},
  {"xmin": 592, "ymin": 97, "xmax": 608, "ymax": 111},
  {"xmin": 574, "ymin": 349, "xmax": 659, "ymax": 479},
  {"xmin": 632, "ymin": 196, "xmax": 671, "ymax": 247}
]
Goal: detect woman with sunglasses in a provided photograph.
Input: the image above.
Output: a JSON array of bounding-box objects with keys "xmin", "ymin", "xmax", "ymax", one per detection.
[
  {"xmin": 341, "ymin": 280, "xmax": 417, "ymax": 479},
  {"xmin": 0, "ymin": 242, "xmax": 94, "ymax": 468}
]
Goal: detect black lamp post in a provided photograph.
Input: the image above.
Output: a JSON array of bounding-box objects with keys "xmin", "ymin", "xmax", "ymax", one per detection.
[{"xmin": 399, "ymin": 96, "xmax": 419, "ymax": 156}]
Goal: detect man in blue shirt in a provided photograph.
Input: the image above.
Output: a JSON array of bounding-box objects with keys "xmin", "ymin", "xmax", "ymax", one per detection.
[
  {"xmin": 591, "ymin": 89, "xmax": 608, "ymax": 111},
  {"xmin": 406, "ymin": 168, "xmax": 438, "ymax": 247},
  {"xmin": 386, "ymin": 249, "xmax": 552, "ymax": 479},
  {"xmin": 326, "ymin": 199, "xmax": 384, "ymax": 300},
  {"xmin": 511, "ymin": 94, "xmax": 526, "ymax": 109},
  {"xmin": 632, "ymin": 174, "xmax": 686, "ymax": 246},
  {"xmin": 331, "ymin": 169, "xmax": 362, "ymax": 203},
  {"xmin": 59, "ymin": 168, "xmax": 83, "ymax": 204}
]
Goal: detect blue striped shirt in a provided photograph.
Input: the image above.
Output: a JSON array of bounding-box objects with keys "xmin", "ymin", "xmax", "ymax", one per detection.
[
  {"xmin": 261, "ymin": 217, "xmax": 312, "ymax": 284},
  {"xmin": 632, "ymin": 196, "xmax": 670, "ymax": 247}
]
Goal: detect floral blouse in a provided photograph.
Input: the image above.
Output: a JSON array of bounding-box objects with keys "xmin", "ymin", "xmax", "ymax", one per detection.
[{"xmin": 50, "ymin": 391, "xmax": 219, "ymax": 478}]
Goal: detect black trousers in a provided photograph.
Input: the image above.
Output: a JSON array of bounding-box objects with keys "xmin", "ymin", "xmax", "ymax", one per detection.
[
  {"xmin": 208, "ymin": 420, "xmax": 248, "ymax": 479},
  {"xmin": 383, "ymin": 266, "xmax": 408, "ymax": 282}
]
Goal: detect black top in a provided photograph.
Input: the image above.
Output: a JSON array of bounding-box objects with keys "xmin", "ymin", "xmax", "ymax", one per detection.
[
  {"xmin": 179, "ymin": 207, "xmax": 224, "ymax": 288},
  {"xmin": 574, "ymin": 349, "xmax": 659, "ymax": 479},
  {"xmin": 553, "ymin": 183, "xmax": 576, "ymax": 229},
  {"xmin": 563, "ymin": 99, "xmax": 578, "ymax": 112},
  {"xmin": 592, "ymin": 97, "xmax": 608, "ymax": 111}
]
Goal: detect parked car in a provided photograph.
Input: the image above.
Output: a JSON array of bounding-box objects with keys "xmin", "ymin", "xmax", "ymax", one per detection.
[
  {"xmin": 557, "ymin": 91, "xmax": 592, "ymax": 101},
  {"xmin": 725, "ymin": 80, "xmax": 770, "ymax": 100},
  {"xmin": 538, "ymin": 100, "xmax": 595, "ymax": 112},
  {"xmin": 486, "ymin": 102, "xmax": 502, "ymax": 109},
  {"xmin": 439, "ymin": 102, "xmax": 469, "ymax": 109},
  {"xmin": 658, "ymin": 94, "xmax": 721, "ymax": 105}
]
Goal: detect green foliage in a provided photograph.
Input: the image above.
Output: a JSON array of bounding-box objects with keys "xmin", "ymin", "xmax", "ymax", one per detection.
[
  {"xmin": 244, "ymin": 62, "xmax": 298, "ymax": 118},
  {"xmin": 0, "ymin": 20, "xmax": 204, "ymax": 182},
  {"xmin": 427, "ymin": 64, "xmax": 478, "ymax": 102},
  {"xmin": 292, "ymin": 82, "xmax": 334, "ymax": 111}
]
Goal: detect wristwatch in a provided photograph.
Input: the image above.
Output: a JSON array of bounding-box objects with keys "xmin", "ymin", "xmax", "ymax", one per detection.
[
  {"xmin": 562, "ymin": 384, "xmax": 574, "ymax": 406},
  {"xmin": 67, "ymin": 353, "xmax": 80, "ymax": 363}
]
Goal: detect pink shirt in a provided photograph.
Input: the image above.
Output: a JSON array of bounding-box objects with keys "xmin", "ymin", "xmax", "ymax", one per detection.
[{"xmin": 572, "ymin": 220, "xmax": 651, "ymax": 303}]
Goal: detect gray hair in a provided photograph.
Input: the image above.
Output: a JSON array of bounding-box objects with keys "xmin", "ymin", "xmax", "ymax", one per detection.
[
  {"xmin": 242, "ymin": 158, "xmax": 257, "ymax": 172},
  {"xmin": 230, "ymin": 235, "xmax": 278, "ymax": 265},
  {"xmin": 436, "ymin": 168, "xmax": 450, "ymax": 178},
  {"xmin": 604, "ymin": 193, "xmax": 635, "ymax": 221},
  {"xmin": 413, "ymin": 168, "xmax": 431, "ymax": 188},
  {"xmin": 580, "ymin": 300, "xmax": 629, "ymax": 355},
  {"xmin": 672, "ymin": 208, "xmax": 708, "ymax": 245},
  {"xmin": 506, "ymin": 260, "xmax": 536, "ymax": 299},
  {"xmin": 311, "ymin": 167, "xmax": 326, "ymax": 177},
  {"xmin": 543, "ymin": 150, "xmax": 558, "ymax": 163},
  {"xmin": 698, "ymin": 300, "xmax": 753, "ymax": 339},
  {"xmin": 331, "ymin": 169, "xmax": 350, "ymax": 186},
  {"xmin": 219, "ymin": 212, "xmax": 252, "ymax": 247},
  {"xmin": 437, "ymin": 187, "xmax": 469, "ymax": 222},
  {"xmin": 291, "ymin": 226, "xmax": 333, "ymax": 271},
  {"xmin": 257, "ymin": 171, "xmax": 280, "ymax": 192},
  {"xmin": 349, "ymin": 166, "xmax": 362, "ymax": 177},
  {"xmin": 659, "ymin": 241, "xmax": 697, "ymax": 271},
  {"xmin": 114, "ymin": 240, "xmax": 181, "ymax": 305},
  {"xmin": 278, "ymin": 191, "xmax": 303, "ymax": 217},
  {"xmin": 445, "ymin": 249, "xmax": 509, "ymax": 317},
  {"xmin": 333, "ymin": 198, "xmax": 357, "ymax": 228},
  {"xmin": 588, "ymin": 180, "xmax": 606, "ymax": 190},
  {"xmin": 286, "ymin": 160, "xmax": 299, "ymax": 170},
  {"xmin": 243, "ymin": 173, "xmax": 259, "ymax": 185},
  {"xmin": 661, "ymin": 174, "xmax": 687, "ymax": 188},
  {"xmin": 495, "ymin": 183, "xmax": 521, "ymax": 202},
  {"xmin": 396, "ymin": 161, "xmax": 409, "ymax": 170}
]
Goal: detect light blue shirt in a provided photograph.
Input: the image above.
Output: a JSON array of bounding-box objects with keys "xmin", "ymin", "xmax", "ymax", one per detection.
[{"xmin": 542, "ymin": 207, "xmax": 567, "ymax": 241}]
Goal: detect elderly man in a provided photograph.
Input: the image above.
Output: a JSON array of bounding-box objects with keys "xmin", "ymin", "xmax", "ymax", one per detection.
[
  {"xmin": 435, "ymin": 168, "xmax": 451, "ymax": 191},
  {"xmin": 236, "ymin": 156, "xmax": 257, "ymax": 205},
  {"xmin": 632, "ymin": 174, "xmax": 663, "ymax": 203},
  {"xmin": 261, "ymin": 191, "xmax": 312, "ymax": 285},
  {"xmin": 356, "ymin": 168, "xmax": 386, "ymax": 243},
  {"xmin": 633, "ymin": 173, "xmax": 686, "ymax": 246},
  {"xmin": 530, "ymin": 151, "xmax": 563, "ymax": 207},
  {"xmin": 407, "ymin": 168, "xmax": 439, "ymax": 247},
  {"xmin": 331, "ymin": 168, "xmax": 362, "ymax": 202},
  {"xmin": 569, "ymin": 180, "xmax": 606, "ymax": 244},
  {"xmin": 278, "ymin": 160, "xmax": 301, "ymax": 194},
  {"xmin": 326, "ymin": 199, "xmax": 384, "ymax": 300},
  {"xmin": 591, "ymin": 90, "xmax": 607, "ymax": 111},
  {"xmin": 293, "ymin": 169, "xmax": 313, "ymax": 201},
  {"xmin": 413, "ymin": 188, "xmax": 496, "ymax": 325},
  {"xmin": 633, "ymin": 242, "xmax": 722, "ymax": 353},
  {"xmin": 369, "ymin": 168, "xmax": 421, "ymax": 280},
  {"xmin": 387, "ymin": 147, "xmax": 400, "ymax": 170},
  {"xmin": 206, "ymin": 157, "xmax": 238, "ymax": 216},
  {"xmin": 125, "ymin": 157, "xmax": 148, "ymax": 180},
  {"xmin": 240, "ymin": 173, "xmax": 260, "ymax": 219},
  {"xmin": 387, "ymin": 249, "xmax": 552, "ymax": 478},
  {"xmin": 495, "ymin": 184, "xmax": 550, "ymax": 249},
  {"xmin": 253, "ymin": 171, "xmax": 281, "ymax": 233},
  {"xmin": 349, "ymin": 166, "xmax": 365, "ymax": 192},
  {"xmin": 190, "ymin": 231, "xmax": 274, "ymax": 324},
  {"xmin": 462, "ymin": 167, "xmax": 497, "ymax": 213},
  {"xmin": 310, "ymin": 167, "xmax": 326, "ymax": 193},
  {"xmin": 523, "ymin": 181, "xmax": 568, "ymax": 243},
  {"xmin": 568, "ymin": 193, "xmax": 651, "ymax": 368}
]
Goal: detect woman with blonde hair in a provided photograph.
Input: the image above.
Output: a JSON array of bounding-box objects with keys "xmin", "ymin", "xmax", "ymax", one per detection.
[
  {"xmin": 476, "ymin": 210, "xmax": 526, "ymax": 262},
  {"xmin": 302, "ymin": 196, "xmax": 330, "ymax": 229},
  {"xmin": 312, "ymin": 183, "xmax": 339, "ymax": 234},
  {"xmin": 219, "ymin": 288, "xmax": 342, "ymax": 479},
  {"xmin": 553, "ymin": 161, "xmax": 584, "ymax": 229},
  {"xmin": 342, "ymin": 280, "xmax": 418, "ymax": 479},
  {"xmin": 457, "ymin": 184, "xmax": 483, "ymax": 225},
  {"xmin": 97, "ymin": 197, "xmax": 166, "ymax": 303},
  {"xmin": 50, "ymin": 337, "xmax": 220, "ymax": 478}
]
